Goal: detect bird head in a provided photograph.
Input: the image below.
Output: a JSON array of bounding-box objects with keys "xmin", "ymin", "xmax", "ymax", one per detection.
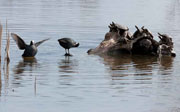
[
  {"xmin": 30, "ymin": 40, "xmax": 35, "ymax": 45},
  {"xmin": 75, "ymin": 43, "xmax": 79, "ymax": 47}
]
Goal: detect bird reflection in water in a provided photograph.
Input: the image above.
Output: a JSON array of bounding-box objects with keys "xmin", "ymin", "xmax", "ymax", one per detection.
[
  {"xmin": 13, "ymin": 57, "xmax": 38, "ymax": 75},
  {"xmin": 58, "ymin": 56, "xmax": 78, "ymax": 86},
  {"xmin": 12, "ymin": 57, "xmax": 38, "ymax": 94},
  {"xmin": 58, "ymin": 56, "xmax": 78, "ymax": 73}
]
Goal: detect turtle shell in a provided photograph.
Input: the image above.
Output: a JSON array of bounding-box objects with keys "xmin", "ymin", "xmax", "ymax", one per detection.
[
  {"xmin": 110, "ymin": 22, "xmax": 129, "ymax": 31},
  {"xmin": 114, "ymin": 23, "xmax": 129, "ymax": 31}
]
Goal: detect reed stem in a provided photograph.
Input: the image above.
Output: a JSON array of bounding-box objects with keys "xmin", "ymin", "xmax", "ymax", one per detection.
[
  {"xmin": 0, "ymin": 23, "xmax": 2, "ymax": 62},
  {"xmin": 5, "ymin": 20, "xmax": 10, "ymax": 63},
  {"xmin": 0, "ymin": 22, "xmax": 2, "ymax": 95},
  {"xmin": 6, "ymin": 31, "xmax": 10, "ymax": 62}
]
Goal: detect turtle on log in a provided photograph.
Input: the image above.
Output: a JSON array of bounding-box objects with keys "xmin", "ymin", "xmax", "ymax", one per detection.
[{"xmin": 87, "ymin": 22, "xmax": 176, "ymax": 57}]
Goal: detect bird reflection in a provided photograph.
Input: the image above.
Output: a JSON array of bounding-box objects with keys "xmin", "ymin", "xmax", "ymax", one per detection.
[
  {"xmin": 58, "ymin": 56, "xmax": 78, "ymax": 86},
  {"xmin": 58, "ymin": 56, "xmax": 78, "ymax": 73},
  {"xmin": 12, "ymin": 57, "xmax": 39, "ymax": 92},
  {"xmin": 13, "ymin": 57, "xmax": 38, "ymax": 75}
]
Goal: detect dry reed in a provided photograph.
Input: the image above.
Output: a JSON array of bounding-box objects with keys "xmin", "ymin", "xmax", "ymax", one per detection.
[
  {"xmin": 5, "ymin": 31, "xmax": 10, "ymax": 62},
  {"xmin": 0, "ymin": 22, "xmax": 2, "ymax": 62},
  {"xmin": 0, "ymin": 22, "xmax": 2, "ymax": 95},
  {"xmin": 34, "ymin": 76, "xmax": 36, "ymax": 95},
  {"xmin": 2, "ymin": 20, "xmax": 10, "ymax": 91},
  {"xmin": 3, "ymin": 19, "xmax": 10, "ymax": 75},
  {"xmin": 5, "ymin": 20, "xmax": 10, "ymax": 63}
]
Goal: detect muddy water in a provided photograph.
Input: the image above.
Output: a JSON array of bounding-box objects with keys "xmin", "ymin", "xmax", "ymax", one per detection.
[{"xmin": 0, "ymin": 0, "xmax": 180, "ymax": 112}]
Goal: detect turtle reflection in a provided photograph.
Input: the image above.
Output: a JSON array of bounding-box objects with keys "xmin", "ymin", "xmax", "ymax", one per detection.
[
  {"xmin": 101, "ymin": 54, "xmax": 174, "ymax": 77},
  {"xmin": 132, "ymin": 55, "xmax": 158, "ymax": 70},
  {"xmin": 159, "ymin": 56, "xmax": 174, "ymax": 70},
  {"xmin": 102, "ymin": 54, "xmax": 132, "ymax": 71},
  {"xmin": 158, "ymin": 56, "xmax": 174, "ymax": 75}
]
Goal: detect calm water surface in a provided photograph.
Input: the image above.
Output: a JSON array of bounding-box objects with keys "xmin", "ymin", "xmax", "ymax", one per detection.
[{"xmin": 0, "ymin": 0, "xmax": 180, "ymax": 112}]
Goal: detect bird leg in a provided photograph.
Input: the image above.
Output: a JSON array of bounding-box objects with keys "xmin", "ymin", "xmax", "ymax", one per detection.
[
  {"xmin": 65, "ymin": 49, "xmax": 72, "ymax": 56},
  {"xmin": 65, "ymin": 49, "xmax": 68, "ymax": 55},
  {"xmin": 68, "ymin": 49, "xmax": 72, "ymax": 56}
]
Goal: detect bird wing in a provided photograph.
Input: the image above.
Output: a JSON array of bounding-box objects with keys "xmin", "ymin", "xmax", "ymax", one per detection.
[
  {"xmin": 58, "ymin": 38, "xmax": 77, "ymax": 47},
  {"xmin": 11, "ymin": 33, "xmax": 26, "ymax": 50},
  {"xmin": 35, "ymin": 38, "xmax": 50, "ymax": 47},
  {"xmin": 58, "ymin": 38, "xmax": 68, "ymax": 44}
]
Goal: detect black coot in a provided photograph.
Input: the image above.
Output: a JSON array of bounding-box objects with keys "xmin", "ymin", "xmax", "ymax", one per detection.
[
  {"xmin": 58, "ymin": 38, "xmax": 79, "ymax": 56},
  {"xmin": 11, "ymin": 33, "xmax": 50, "ymax": 57}
]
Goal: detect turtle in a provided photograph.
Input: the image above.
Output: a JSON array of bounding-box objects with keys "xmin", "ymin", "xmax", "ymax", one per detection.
[
  {"xmin": 157, "ymin": 44, "xmax": 176, "ymax": 57},
  {"xmin": 158, "ymin": 32, "xmax": 173, "ymax": 48},
  {"xmin": 109, "ymin": 22, "xmax": 129, "ymax": 32}
]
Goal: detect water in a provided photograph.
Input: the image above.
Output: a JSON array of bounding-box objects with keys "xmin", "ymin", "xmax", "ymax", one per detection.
[{"xmin": 0, "ymin": 0, "xmax": 180, "ymax": 112}]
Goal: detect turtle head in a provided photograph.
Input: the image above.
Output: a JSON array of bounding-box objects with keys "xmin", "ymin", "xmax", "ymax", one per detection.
[
  {"xmin": 30, "ymin": 40, "xmax": 35, "ymax": 45},
  {"xmin": 158, "ymin": 33, "xmax": 174, "ymax": 48},
  {"xmin": 133, "ymin": 26, "xmax": 153, "ymax": 39}
]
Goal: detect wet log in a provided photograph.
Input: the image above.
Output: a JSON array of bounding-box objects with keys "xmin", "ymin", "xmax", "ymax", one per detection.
[{"xmin": 88, "ymin": 22, "xmax": 176, "ymax": 57}]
